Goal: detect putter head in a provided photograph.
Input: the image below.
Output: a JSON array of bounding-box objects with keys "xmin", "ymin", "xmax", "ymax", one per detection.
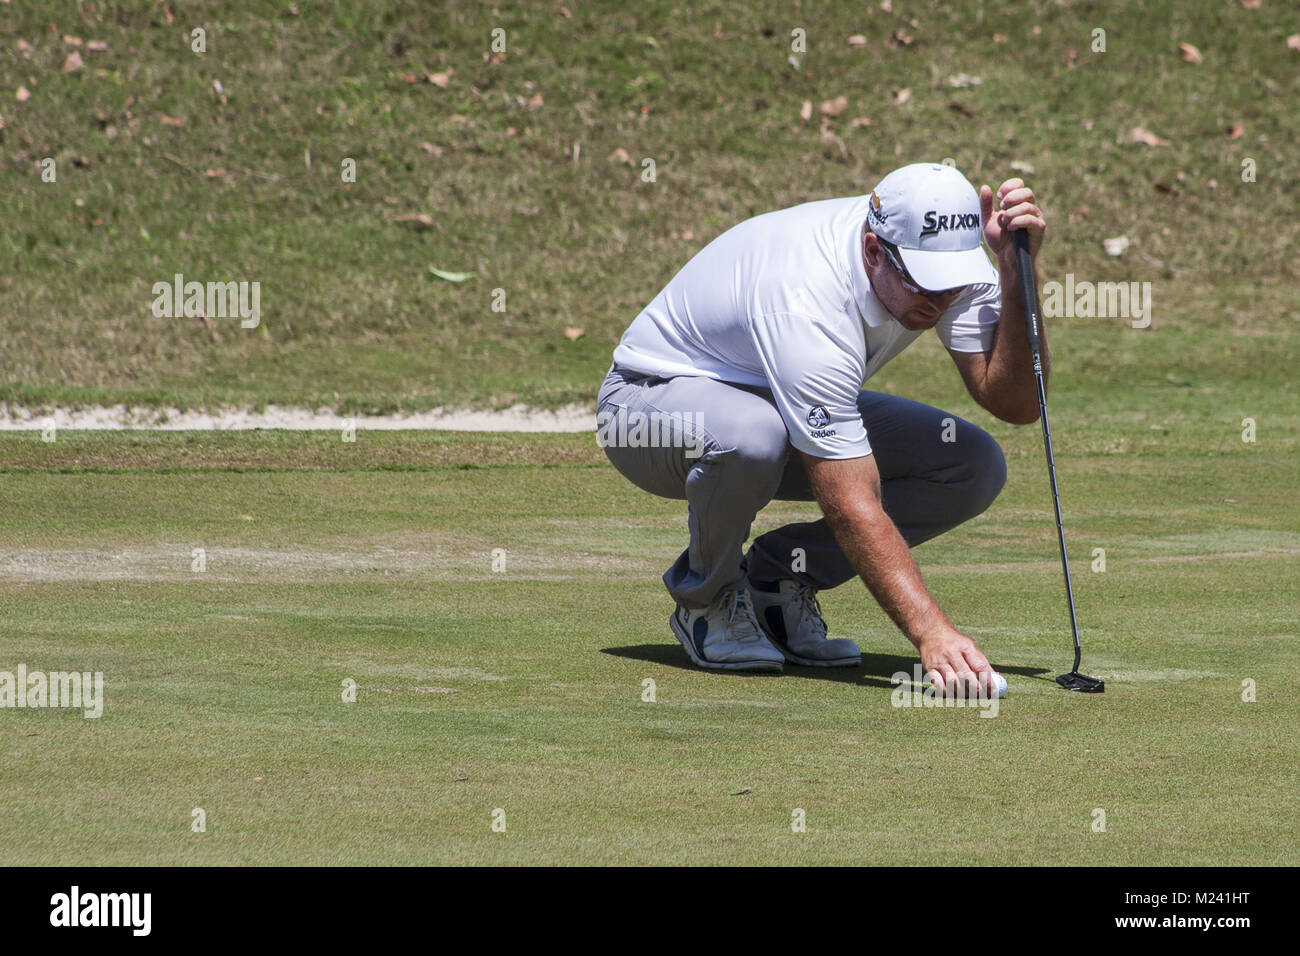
[{"xmin": 1057, "ymin": 671, "xmax": 1105, "ymax": 693}]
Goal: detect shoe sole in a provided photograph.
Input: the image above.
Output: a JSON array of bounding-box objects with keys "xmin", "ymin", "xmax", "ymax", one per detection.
[
  {"xmin": 777, "ymin": 650, "xmax": 862, "ymax": 668},
  {"xmin": 753, "ymin": 612, "xmax": 861, "ymax": 668},
  {"xmin": 669, "ymin": 612, "xmax": 784, "ymax": 672}
]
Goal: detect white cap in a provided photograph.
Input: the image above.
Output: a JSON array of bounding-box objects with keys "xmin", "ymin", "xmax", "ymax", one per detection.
[{"xmin": 865, "ymin": 163, "xmax": 997, "ymax": 291}]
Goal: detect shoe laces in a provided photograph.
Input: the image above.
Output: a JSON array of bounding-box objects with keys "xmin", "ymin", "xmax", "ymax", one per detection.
[
  {"xmin": 792, "ymin": 582, "xmax": 828, "ymax": 639},
  {"xmin": 722, "ymin": 588, "xmax": 766, "ymax": 644}
]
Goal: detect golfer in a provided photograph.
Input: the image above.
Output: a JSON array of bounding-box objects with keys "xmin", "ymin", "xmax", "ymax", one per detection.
[{"xmin": 596, "ymin": 163, "xmax": 1047, "ymax": 696}]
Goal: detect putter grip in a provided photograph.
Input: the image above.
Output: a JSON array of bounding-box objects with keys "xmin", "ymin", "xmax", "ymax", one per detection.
[{"xmin": 1013, "ymin": 229, "xmax": 1042, "ymax": 354}]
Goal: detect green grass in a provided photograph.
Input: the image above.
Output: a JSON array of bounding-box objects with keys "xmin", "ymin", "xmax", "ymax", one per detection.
[
  {"xmin": 0, "ymin": 426, "xmax": 1295, "ymax": 865},
  {"xmin": 1, "ymin": 0, "xmax": 1297, "ymax": 866},
  {"xmin": 2, "ymin": 0, "xmax": 1297, "ymax": 412}
]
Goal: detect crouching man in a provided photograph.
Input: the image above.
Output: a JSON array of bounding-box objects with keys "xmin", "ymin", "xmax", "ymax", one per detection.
[{"xmin": 597, "ymin": 164, "xmax": 1047, "ymax": 697}]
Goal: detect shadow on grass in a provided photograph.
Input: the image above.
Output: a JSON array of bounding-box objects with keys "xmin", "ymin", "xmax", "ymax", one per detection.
[{"xmin": 602, "ymin": 645, "xmax": 1051, "ymax": 689}]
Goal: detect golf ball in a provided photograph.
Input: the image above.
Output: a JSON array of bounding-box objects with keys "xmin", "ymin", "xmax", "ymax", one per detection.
[{"xmin": 991, "ymin": 673, "xmax": 1007, "ymax": 698}]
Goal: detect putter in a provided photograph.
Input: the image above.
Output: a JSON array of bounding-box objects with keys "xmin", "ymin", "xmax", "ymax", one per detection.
[{"xmin": 1012, "ymin": 229, "xmax": 1104, "ymax": 693}]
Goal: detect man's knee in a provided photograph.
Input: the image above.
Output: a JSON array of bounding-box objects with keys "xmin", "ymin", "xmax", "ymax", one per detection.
[
  {"xmin": 963, "ymin": 427, "xmax": 1007, "ymax": 516},
  {"xmin": 732, "ymin": 418, "xmax": 791, "ymax": 469},
  {"xmin": 704, "ymin": 413, "xmax": 791, "ymax": 497}
]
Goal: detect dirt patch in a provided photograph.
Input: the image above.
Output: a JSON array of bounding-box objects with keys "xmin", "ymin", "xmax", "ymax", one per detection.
[
  {"xmin": 0, "ymin": 403, "xmax": 593, "ymax": 432},
  {"xmin": 0, "ymin": 542, "xmax": 656, "ymax": 583}
]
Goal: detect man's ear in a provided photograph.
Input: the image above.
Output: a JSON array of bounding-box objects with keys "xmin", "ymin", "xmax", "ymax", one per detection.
[{"xmin": 862, "ymin": 231, "xmax": 885, "ymax": 270}]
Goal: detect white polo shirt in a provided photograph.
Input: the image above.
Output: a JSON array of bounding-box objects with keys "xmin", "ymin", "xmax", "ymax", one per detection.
[{"xmin": 611, "ymin": 195, "xmax": 1001, "ymax": 459}]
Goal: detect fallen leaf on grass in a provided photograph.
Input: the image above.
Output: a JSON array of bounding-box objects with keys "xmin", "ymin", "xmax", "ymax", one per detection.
[
  {"xmin": 1238, "ymin": 0, "xmax": 1260, "ymax": 8},
  {"xmin": 204, "ymin": 168, "xmax": 227, "ymax": 179},
  {"xmin": 15, "ymin": 86, "xmax": 31, "ymax": 102},
  {"xmin": 820, "ymin": 118, "xmax": 848, "ymax": 158},
  {"xmin": 1102, "ymin": 235, "xmax": 1130, "ymax": 257},
  {"xmin": 87, "ymin": 40, "xmax": 109, "ymax": 52},
  {"xmin": 1225, "ymin": 123, "xmax": 1244, "ymax": 139},
  {"xmin": 850, "ymin": 116, "xmax": 872, "ymax": 128},
  {"xmin": 609, "ymin": 147, "xmax": 632, "ymax": 164},
  {"xmin": 159, "ymin": 114, "xmax": 185, "ymax": 126},
  {"xmin": 1128, "ymin": 126, "xmax": 1171, "ymax": 147},
  {"xmin": 1287, "ymin": 34, "xmax": 1300, "ymax": 51},
  {"xmin": 947, "ymin": 73, "xmax": 981, "ymax": 88},
  {"xmin": 395, "ymin": 213, "xmax": 435, "ymax": 230},
  {"xmin": 819, "ymin": 95, "xmax": 848, "ymax": 116},
  {"xmin": 563, "ymin": 327, "xmax": 585, "ymax": 340},
  {"xmin": 847, "ymin": 34, "xmax": 867, "ymax": 46},
  {"xmin": 428, "ymin": 69, "xmax": 453, "ymax": 88},
  {"xmin": 892, "ymin": 87, "xmax": 911, "ymax": 105},
  {"xmin": 429, "ymin": 266, "xmax": 476, "ymax": 282},
  {"xmin": 61, "ymin": 51, "xmax": 84, "ymax": 73},
  {"xmin": 799, "ymin": 99, "xmax": 812, "ymax": 122},
  {"xmin": 418, "ymin": 142, "xmax": 444, "ymax": 155},
  {"xmin": 1178, "ymin": 42, "xmax": 1202, "ymax": 64},
  {"xmin": 1010, "ymin": 160, "xmax": 1036, "ymax": 174}
]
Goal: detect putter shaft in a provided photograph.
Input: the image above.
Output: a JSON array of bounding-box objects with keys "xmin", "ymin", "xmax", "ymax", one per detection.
[{"xmin": 1012, "ymin": 230, "xmax": 1103, "ymax": 692}]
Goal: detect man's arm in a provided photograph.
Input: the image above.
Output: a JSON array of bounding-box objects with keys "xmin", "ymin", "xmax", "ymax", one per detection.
[
  {"xmin": 799, "ymin": 449, "xmax": 996, "ymax": 695},
  {"xmin": 949, "ymin": 178, "xmax": 1049, "ymax": 425}
]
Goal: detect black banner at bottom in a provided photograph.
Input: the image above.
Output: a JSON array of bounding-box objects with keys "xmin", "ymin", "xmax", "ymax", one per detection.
[{"xmin": 0, "ymin": 866, "xmax": 1280, "ymax": 940}]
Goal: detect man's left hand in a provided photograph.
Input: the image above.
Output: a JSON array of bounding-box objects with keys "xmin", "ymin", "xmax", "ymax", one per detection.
[{"xmin": 980, "ymin": 177, "xmax": 1046, "ymax": 264}]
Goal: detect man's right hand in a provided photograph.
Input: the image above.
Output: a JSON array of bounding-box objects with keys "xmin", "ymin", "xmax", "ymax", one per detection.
[
  {"xmin": 918, "ymin": 626, "xmax": 997, "ymax": 697},
  {"xmin": 800, "ymin": 450, "xmax": 999, "ymax": 697}
]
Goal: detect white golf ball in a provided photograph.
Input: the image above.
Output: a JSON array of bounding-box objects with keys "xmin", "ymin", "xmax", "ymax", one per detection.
[{"xmin": 991, "ymin": 673, "xmax": 1007, "ymax": 698}]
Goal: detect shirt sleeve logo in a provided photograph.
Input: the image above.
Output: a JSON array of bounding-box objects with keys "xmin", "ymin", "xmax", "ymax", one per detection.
[{"xmin": 806, "ymin": 405, "xmax": 830, "ymax": 428}]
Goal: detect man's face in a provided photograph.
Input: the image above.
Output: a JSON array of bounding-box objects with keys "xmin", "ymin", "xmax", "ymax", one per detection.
[{"xmin": 862, "ymin": 231, "xmax": 965, "ymax": 330}]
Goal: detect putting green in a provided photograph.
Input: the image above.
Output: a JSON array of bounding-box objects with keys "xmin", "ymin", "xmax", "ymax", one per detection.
[{"xmin": 0, "ymin": 430, "xmax": 1294, "ymax": 865}]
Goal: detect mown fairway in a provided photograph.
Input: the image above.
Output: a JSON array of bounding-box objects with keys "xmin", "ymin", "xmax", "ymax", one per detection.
[
  {"xmin": 1, "ymin": 419, "xmax": 1295, "ymax": 865},
  {"xmin": 1, "ymin": 0, "xmax": 1297, "ymax": 865}
]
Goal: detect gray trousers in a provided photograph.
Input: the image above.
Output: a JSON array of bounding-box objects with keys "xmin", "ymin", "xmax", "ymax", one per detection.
[{"xmin": 597, "ymin": 364, "xmax": 1007, "ymax": 610}]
